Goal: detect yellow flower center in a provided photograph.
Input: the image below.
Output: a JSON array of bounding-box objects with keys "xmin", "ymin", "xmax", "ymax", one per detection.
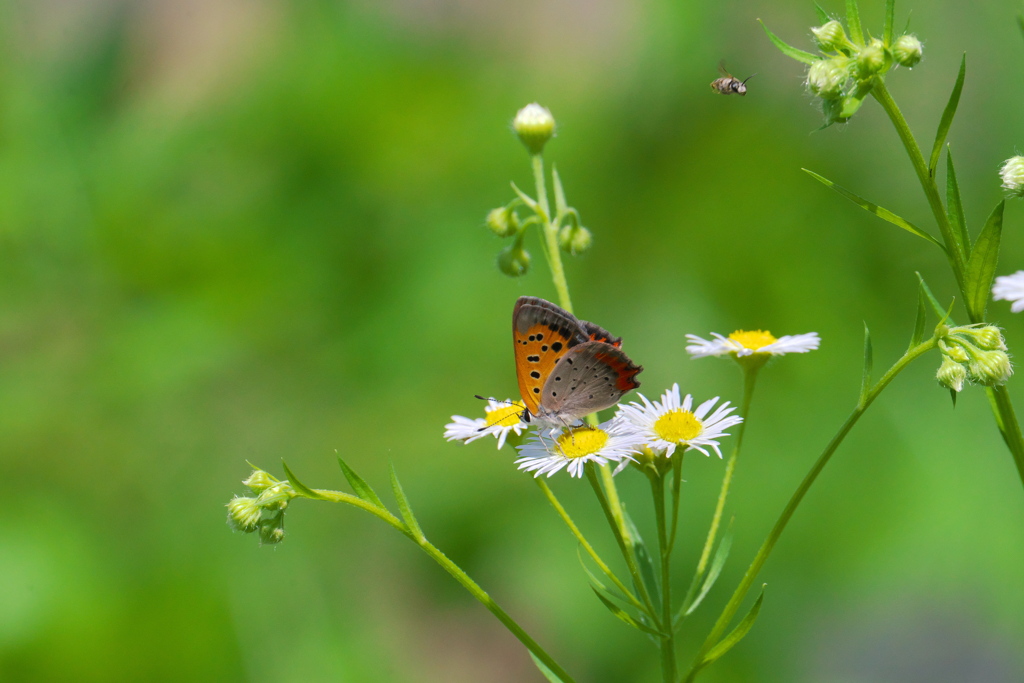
[
  {"xmin": 653, "ymin": 409, "xmax": 703, "ymax": 443},
  {"xmin": 556, "ymin": 427, "xmax": 609, "ymax": 459},
  {"xmin": 729, "ymin": 329, "xmax": 777, "ymax": 351},
  {"xmin": 485, "ymin": 402, "xmax": 525, "ymax": 427}
]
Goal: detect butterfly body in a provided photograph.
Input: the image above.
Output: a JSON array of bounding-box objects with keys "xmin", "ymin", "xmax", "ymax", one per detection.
[{"xmin": 513, "ymin": 297, "xmax": 642, "ymax": 425}]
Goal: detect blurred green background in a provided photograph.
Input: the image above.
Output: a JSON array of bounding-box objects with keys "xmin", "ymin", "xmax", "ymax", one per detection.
[{"xmin": 2, "ymin": 0, "xmax": 1024, "ymax": 680}]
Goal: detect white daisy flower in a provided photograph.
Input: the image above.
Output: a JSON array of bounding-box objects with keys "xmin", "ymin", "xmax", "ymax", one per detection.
[
  {"xmin": 615, "ymin": 384, "xmax": 742, "ymax": 459},
  {"xmin": 686, "ymin": 329, "xmax": 820, "ymax": 358},
  {"xmin": 444, "ymin": 399, "xmax": 527, "ymax": 449},
  {"xmin": 993, "ymin": 271, "xmax": 1024, "ymax": 313},
  {"xmin": 514, "ymin": 421, "xmax": 645, "ymax": 478}
]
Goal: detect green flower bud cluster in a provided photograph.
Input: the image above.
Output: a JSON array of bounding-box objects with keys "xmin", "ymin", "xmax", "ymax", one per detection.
[
  {"xmin": 226, "ymin": 469, "xmax": 297, "ymax": 545},
  {"xmin": 484, "ymin": 103, "xmax": 595, "ymax": 277},
  {"xmin": 799, "ymin": 17, "xmax": 923, "ymax": 125},
  {"xmin": 936, "ymin": 325, "xmax": 1012, "ymax": 392}
]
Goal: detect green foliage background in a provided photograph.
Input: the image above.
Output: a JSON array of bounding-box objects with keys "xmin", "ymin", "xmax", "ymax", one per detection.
[{"xmin": 1, "ymin": 0, "xmax": 1023, "ymax": 681}]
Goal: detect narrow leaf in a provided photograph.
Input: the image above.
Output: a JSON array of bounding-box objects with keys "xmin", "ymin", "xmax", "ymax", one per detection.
[
  {"xmin": 552, "ymin": 165, "xmax": 568, "ymax": 217},
  {"xmin": 389, "ymin": 463, "xmax": 425, "ymax": 541},
  {"xmin": 883, "ymin": 0, "xmax": 895, "ymax": 44},
  {"xmin": 701, "ymin": 586, "xmax": 767, "ymax": 667},
  {"xmin": 510, "ymin": 182, "xmax": 540, "ymax": 214},
  {"xmin": 590, "ymin": 587, "xmax": 663, "ymax": 636},
  {"xmin": 814, "ymin": 3, "xmax": 830, "ymax": 23},
  {"xmin": 759, "ymin": 20, "xmax": 818, "ymax": 65},
  {"xmin": 846, "ymin": 0, "xmax": 864, "ymax": 43},
  {"xmin": 623, "ymin": 509, "xmax": 660, "ymax": 605},
  {"xmin": 577, "ymin": 547, "xmax": 630, "ymax": 605},
  {"xmin": 945, "ymin": 148, "xmax": 970, "ymax": 262},
  {"xmin": 929, "ymin": 55, "xmax": 966, "ymax": 176},
  {"xmin": 964, "ymin": 200, "xmax": 1005, "ymax": 320},
  {"xmin": 916, "ymin": 272, "xmax": 954, "ymax": 324},
  {"xmin": 860, "ymin": 323, "xmax": 873, "ymax": 406},
  {"xmin": 910, "ymin": 286, "xmax": 927, "ymax": 348},
  {"xmin": 803, "ymin": 169, "xmax": 945, "ymax": 250},
  {"xmin": 950, "ymin": 388, "xmax": 958, "ymax": 407},
  {"xmin": 338, "ymin": 456, "xmax": 385, "ymax": 509},
  {"xmin": 684, "ymin": 526, "xmax": 734, "ymax": 617},
  {"xmin": 530, "ymin": 653, "xmax": 570, "ymax": 683},
  {"xmin": 282, "ymin": 460, "xmax": 329, "ymax": 500}
]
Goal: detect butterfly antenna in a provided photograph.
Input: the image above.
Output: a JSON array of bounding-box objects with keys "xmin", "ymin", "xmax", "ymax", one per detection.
[{"xmin": 473, "ymin": 395, "xmax": 529, "ymax": 431}]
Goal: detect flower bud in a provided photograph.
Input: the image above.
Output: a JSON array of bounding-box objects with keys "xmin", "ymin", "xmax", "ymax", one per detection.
[
  {"xmin": 854, "ymin": 39, "xmax": 887, "ymax": 79},
  {"xmin": 807, "ymin": 58, "xmax": 849, "ymax": 99},
  {"xmin": 255, "ymin": 482, "xmax": 294, "ymax": 511},
  {"xmin": 938, "ymin": 339, "xmax": 970, "ymax": 363},
  {"xmin": 513, "ymin": 103, "xmax": 555, "ymax": 155},
  {"xmin": 936, "ymin": 356, "xmax": 966, "ymax": 393},
  {"xmin": 558, "ymin": 225, "xmax": 593, "ymax": 255},
  {"xmin": 969, "ymin": 350, "xmax": 1013, "ymax": 386},
  {"xmin": 811, "ymin": 21, "xmax": 850, "ymax": 51},
  {"xmin": 227, "ymin": 497, "xmax": 262, "ymax": 532},
  {"xmin": 485, "ymin": 207, "xmax": 518, "ymax": 238},
  {"xmin": 243, "ymin": 469, "xmax": 277, "ymax": 494},
  {"xmin": 259, "ymin": 514, "xmax": 286, "ymax": 545},
  {"xmin": 1000, "ymin": 156, "xmax": 1024, "ymax": 198},
  {"xmin": 966, "ymin": 325, "xmax": 1007, "ymax": 352},
  {"xmin": 892, "ymin": 34, "xmax": 923, "ymax": 68},
  {"xmin": 497, "ymin": 243, "xmax": 531, "ymax": 277}
]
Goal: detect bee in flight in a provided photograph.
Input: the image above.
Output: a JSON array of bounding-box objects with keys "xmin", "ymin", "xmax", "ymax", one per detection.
[{"xmin": 710, "ymin": 61, "xmax": 754, "ymax": 96}]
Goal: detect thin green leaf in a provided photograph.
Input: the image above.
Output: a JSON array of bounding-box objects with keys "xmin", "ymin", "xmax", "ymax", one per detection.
[
  {"xmin": 928, "ymin": 54, "xmax": 966, "ymax": 176},
  {"xmin": 758, "ymin": 20, "xmax": 818, "ymax": 65},
  {"xmin": 845, "ymin": 0, "xmax": 864, "ymax": 43},
  {"xmin": 684, "ymin": 525, "xmax": 734, "ymax": 617},
  {"xmin": 950, "ymin": 388, "xmax": 958, "ymax": 407},
  {"xmin": 883, "ymin": 0, "xmax": 895, "ymax": 44},
  {"xmin": 389, "ymin": 463, "xmax": 425, "ymax": 541},
  {"xmin": 903, "ymin": 11, "xmax": 913, "ymax": 34},
  {"xmin": 700, "ymin": 585, "xmax": 767, "ymax": 668},
  {"xmin": 945, "ymin": 148, "xmax": 970, "ymax": 262},
  {"xmin": 623, "ymin": 509, "xmax": 660, "ymax": 606},
  {"xmin": 530, "ymin": 653, "xmax": 570, "ymax": 683},
  {"xmin": 860, "ymin": 323, "xmax": 873, "ymax": 406},
  {"xmin": 337, "ymin": 456, "xmax": 385, "ymax": 509},
  {"xmin": 590, "ymin": 587, "xmax": 664, "ymax": 636},
  {"xmin": 576, "ymin": 546, "xmax": 631, "ymax": 605},
  {"xmin": 964, "ymin": 200, "xmax": 1005, "ymax": 320},
  {"xmin": 814, "ymin": 3, "xmax": 830, "ymax": 23},
  {"xmin": 281, "ymin": 460, "xmax": 329, "ymax": 500},
  {"xmin": 803, "ymin": 169, "xmax": 945, "ymax": 250},
  {"xmin": 510, "ymin": 182, "xmax": 541, "ymax": 214},
  {"xmin": 916, "ymin": 272, "xmax": 953, "ymax": 324},
  {"xmin": 552, "ymin": 165, "xmax": 568, "ymax": 217},
  {"xmin": 910, "ymin": 286, "xmax": 927, "ymax": 348}
]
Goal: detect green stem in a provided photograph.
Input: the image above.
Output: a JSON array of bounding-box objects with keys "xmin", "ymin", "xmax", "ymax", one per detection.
[
  {"xmin": 535, "ymin": 478, "xmax": 646, "ymax": 613},
  {"xmin": 650, "ymin": 473, "xmax": 677, "ymax": 682},
  {"xmin": 683, "ymin": 338, "xmax": 937, "ymax": 682},
  {"xmin": 692, "ymin": 364, "xmax": 761, "ymax": 584},
  {"xmin": 870, "ymin": 80, "xmax": 965, "ymax": 283},
  {"xmin": 871, "ymin": 79, "xmax": 1024, "ymax": 490},
  {"xmin": 307, "ymin": 488, "xmax": 577, "ymax": 683},
  {"xmin": 586, "ymin": 465, "xmax": 658, "ymax": 616}
]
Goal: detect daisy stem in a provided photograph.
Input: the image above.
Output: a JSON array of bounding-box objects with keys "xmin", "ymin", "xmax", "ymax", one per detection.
[
  {"xmin": 682, "ymin": 337, "xmax": 937, "ymax": 682},
  {"xmin": 870, "ymin": 80, "xmax": 1024, "ymax": 490},
  {"xmin": 685, "ymin": 364, "xmax": 761, "ymax": 606},
  {"xmin": 650, "ymin": 472, "xmax": 677, "ymax": 683},
  {"xmin": 586, "ymin": 464, "xmax": 659, "ymax": 618},
  {"xmin": 529, "ymin": 151, "xmax": 635, "ymax": 583},
  {"xmin": 306, "ymin": 487, "xmax": 578, "ymax": 683},
  {"xmin": 534, "ymin": 478, "xmax": 646, "ymax": 612}
]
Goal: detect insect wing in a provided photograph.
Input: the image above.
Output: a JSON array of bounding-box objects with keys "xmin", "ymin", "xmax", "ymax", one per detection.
[
  {"xmin": 540, "ymin": 341, "xmax": 642, "ymax": 421},
  {"xmin": 513, "ymin": 297, "xmax": 589, "ymax": 416}
]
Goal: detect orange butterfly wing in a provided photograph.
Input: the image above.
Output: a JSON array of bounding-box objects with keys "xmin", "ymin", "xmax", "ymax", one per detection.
[{"xmin": 513, "ymin": 297, "xmax": 589, "ymax": 416}]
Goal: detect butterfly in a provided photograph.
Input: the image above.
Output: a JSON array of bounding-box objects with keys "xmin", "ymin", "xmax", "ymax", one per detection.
[
  {"xmin": 513, "ymin": 296, "xmax": 642, "ymax": 425},
  {"xmin": 710, "ymin": 61, "xmax": 754, "ymax": 96}
]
